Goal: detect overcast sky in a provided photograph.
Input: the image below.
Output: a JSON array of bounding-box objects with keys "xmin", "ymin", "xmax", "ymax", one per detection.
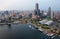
[{"xmin": 0, "ymin": 0, "xmax": 60, "ymax": 11}]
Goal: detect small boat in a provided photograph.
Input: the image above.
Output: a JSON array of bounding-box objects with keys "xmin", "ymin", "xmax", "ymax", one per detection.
[
  {"xmin": 51, "ymin": 36, "xmax": 55, "ymax": 39},
  {"xmin": 29, "ymin": 25, "xmax": 36, "ymax": 30},
  {"xmin": 38, "ymin": 29, "xmax": 44, "ymax": 32},
  {"xmin": 8, "ymin": 24, "xmax": 11, "ymax": 26},
  {"xmin": 29, "ymin": 25, "xmax": 32, "ymax": 28}
]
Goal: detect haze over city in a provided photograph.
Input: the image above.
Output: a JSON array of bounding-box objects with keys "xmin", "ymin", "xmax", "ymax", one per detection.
[
  {"xmin": 0, "ymin": 0, "xmax": 60, "ymax": 11},
  {"xmin": 0, "ymin": 0, "xmax": 60, "ymax": 39}
]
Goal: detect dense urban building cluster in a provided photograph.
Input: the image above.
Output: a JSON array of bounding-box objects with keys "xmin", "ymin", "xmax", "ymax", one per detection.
[
  {"xmin": 0, "ymin": 3, "xmax": 60, "ymax": 39},
  {"xmin": 0, "ymin": 3, "xmax": 60, "ymax": 22}
]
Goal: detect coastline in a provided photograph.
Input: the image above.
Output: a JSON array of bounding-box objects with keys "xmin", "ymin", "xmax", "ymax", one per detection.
[{"xmin": 27, "ymin": 22, "xmax": 56, "ymax": 38}]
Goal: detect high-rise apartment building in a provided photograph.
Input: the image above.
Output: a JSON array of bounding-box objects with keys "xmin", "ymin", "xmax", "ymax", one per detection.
[{"xmin": 47, "ymin": 7, "xmax": 51, "ymax": 18}]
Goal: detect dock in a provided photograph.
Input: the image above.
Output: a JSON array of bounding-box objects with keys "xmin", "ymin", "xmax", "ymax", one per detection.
[
  {"xmin": 0, "ymin": 23, "xmax": 11, "ymax": 26},
  {"xmin": 0, "ymin": 23, "xmax": 11, "ymax": 25}
]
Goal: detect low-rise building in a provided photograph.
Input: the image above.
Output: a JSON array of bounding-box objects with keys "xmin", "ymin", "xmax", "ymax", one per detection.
[
  {"xmin": 39, "ymin": 19, "xmax": 48, "ymax": 24},
  {"xmin": 39, "ymin": 19, "xmax": 54, "ymax": 26},
  {"xmin": 44, "ymin": 21, "xmax": 54, "ymax": 26}
]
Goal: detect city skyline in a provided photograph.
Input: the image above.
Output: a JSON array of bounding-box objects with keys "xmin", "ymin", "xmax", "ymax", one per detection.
[{"xmin": 0, "ymin": 0, "xmax": 60, "ymax": 11}]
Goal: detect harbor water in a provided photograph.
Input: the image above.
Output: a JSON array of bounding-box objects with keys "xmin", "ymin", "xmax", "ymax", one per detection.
[{"xmin": 0, "ymin": 23, "xmax": 60, "ymax": 39}]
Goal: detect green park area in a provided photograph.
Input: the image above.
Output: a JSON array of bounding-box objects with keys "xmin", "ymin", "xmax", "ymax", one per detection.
[{"xmin": 15, "ymin": 17, "xmax": 60, "ymax": 36}]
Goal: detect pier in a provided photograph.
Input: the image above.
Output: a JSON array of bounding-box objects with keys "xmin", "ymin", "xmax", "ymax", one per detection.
[{"xmin": 0, "ymin": 23, "xmax": 11, "ymax": 26}]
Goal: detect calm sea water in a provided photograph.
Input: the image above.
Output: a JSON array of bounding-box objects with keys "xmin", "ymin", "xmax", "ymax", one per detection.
[{"xmin": 0, "ymin": 23, "xmax": 60, "ymax": 39}]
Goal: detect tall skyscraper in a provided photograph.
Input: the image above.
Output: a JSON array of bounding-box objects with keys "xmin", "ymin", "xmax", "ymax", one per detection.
[
  {"xmin": 34, "ymin": 3, "xmax": 40, "ymax": 16},
  {"xmin": 4, "ymin": 11, "xmax": 9, "ymax": 15},
  {"xmin": 51, "ymin": 11, "xmax": 54, "ymax": 19},
  {"xmin": 47, "ymin": 7, "xmax": 51, "ymax": 18}
]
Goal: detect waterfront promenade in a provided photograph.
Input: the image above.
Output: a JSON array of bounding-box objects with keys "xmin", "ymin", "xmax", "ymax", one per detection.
[{"xmin": 27, "ymin": 21, "xmax": 57, "ymax": 39}]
